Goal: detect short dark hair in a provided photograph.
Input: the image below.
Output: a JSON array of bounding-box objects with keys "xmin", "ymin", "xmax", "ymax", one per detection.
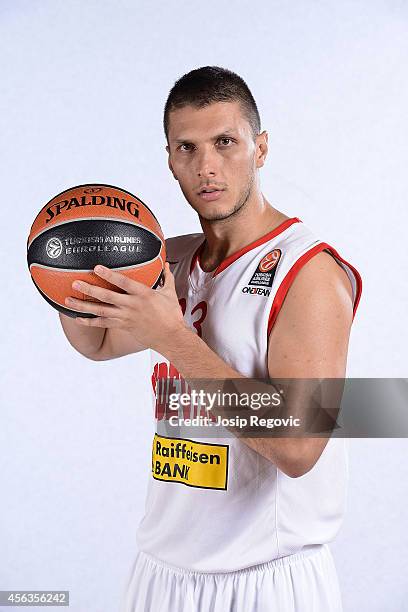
[{"xmin": 163, "ymin": 66, "xmax": 261, "ymax": 142}]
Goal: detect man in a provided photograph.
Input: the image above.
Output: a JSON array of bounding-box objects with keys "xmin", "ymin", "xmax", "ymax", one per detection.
[{"xmin": 60, "ymin": 66, "xmax": 362, "ymax": 611}]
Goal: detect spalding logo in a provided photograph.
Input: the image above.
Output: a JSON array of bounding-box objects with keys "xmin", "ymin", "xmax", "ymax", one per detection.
[
  {"xmin": 259, "ymin": 249, "xmax": 281, "ymax": 272},
  {"xmin": 83, "ymin": 187, "xmax": 102, "ymax": 194},
  {"xmin": 44, "ymin": 194, "xmax": 140, "ymax": 223},
  {"xmin": 46, "ymin": 237, "xmax": 63, "ymax": 258}
]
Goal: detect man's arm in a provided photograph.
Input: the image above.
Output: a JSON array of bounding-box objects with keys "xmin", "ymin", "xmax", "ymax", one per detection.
[
  {"xmin": 160, "ymin": 251, "xmax": 354, "ymax": 477},
  {"xmin": 245, "ymin": 251, "xmax": 354, "ymax": 477},
  {"xmin": 62, "ymin": 258, "xmax": 354, "ymax": 477},
  {"xmin": 59, "ymin": 313, "xmax": 147, "ymax": 360}
]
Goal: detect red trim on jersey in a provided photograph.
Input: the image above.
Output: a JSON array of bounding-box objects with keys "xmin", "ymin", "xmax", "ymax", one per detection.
[
  {"xmin": 190, "ymin": 241, "xmax": 206, "ymax": 274},
  {"xmin": 190, "ymin": 217, "xmax": 302, "ymax": 277},
  {"xmin": 267, "ymin": 241, "xmax": 363, "ymax": 336}
]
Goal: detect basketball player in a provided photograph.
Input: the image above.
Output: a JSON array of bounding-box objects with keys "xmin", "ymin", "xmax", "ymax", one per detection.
[{"xmin": 59, "ymin": 66, "xmax": 362, "ymax": 611}]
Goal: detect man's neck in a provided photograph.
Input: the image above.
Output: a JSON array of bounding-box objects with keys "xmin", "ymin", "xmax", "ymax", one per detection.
[{"xmin": 198, "ymin": 196, "xmax": 290, "ymax": 272}]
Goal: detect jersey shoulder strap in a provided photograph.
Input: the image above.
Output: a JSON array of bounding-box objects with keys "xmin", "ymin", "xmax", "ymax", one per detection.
[{"xmin": 267, "ymin": 222, "xmax": 363, "ymax": 334}]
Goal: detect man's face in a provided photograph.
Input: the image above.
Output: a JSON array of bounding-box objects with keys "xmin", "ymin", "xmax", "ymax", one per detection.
[{"xmin": 166, "ymin": 101, "xmax": 266, "ymax": 222}]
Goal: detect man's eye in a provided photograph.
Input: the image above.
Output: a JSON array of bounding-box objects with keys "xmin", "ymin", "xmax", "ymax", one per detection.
[
  {"xmin": 218, "ymin": 137, "xmax": 233, "ymax": 146},
  {"xmin": 179, "ymin": 143, "xmax": 193, "ymax": 151}
]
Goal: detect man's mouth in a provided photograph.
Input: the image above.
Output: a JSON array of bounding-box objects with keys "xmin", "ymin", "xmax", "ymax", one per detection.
[
  {"xmin": 198, "ymin": 190, "xmax": 225, "ymax": 201},
  {"xmin": 198, "ymin": 187, "xmax": 226, "ymax": 201}
]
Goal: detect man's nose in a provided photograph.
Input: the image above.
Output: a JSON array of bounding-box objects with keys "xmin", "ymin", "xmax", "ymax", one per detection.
[{"xmin": 196, "ymin": 146, "xmax": 218, "ymax": 178}]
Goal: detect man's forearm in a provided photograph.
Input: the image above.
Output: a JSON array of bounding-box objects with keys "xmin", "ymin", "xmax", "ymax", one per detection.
[
  {"xmin": 160, "ymin": 325, "xmax": 245, "ymax": 379},
  {"xmin": 159, "ymin": 326, "xmax": 313, "ymax": 477},
  {"xmin": 59, "ymin": 313, "xmax": 106, "ymax": 358}
]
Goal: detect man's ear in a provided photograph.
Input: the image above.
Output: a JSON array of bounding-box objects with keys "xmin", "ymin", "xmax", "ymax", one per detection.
[
  {"xmin": 166, "ymin": 145, "xmax": 178, "ymax": 180},
  {"xmin": 255, "ymin": 130, "xmax": 268, "ymax": 169}
]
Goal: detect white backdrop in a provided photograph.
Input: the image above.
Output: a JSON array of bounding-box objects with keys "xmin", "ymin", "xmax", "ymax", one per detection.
[{"xmin": 1, "ymin": 1, "xmax": 407, "ymax": 610}]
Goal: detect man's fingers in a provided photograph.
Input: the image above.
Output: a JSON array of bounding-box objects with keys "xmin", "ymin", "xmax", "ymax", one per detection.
[
  {"xmin": 75, "ymin": 316, "xmax": 123, "ymax": 328},
  {"xmin": 66, "ymin": 296, "xmax": 120, "ymax": 318},
  {"xmin": 163, "ymin": 262, "xmax": 175, "ymax": 289},
  {"xmin": 71, "ymin": 279, "xmax": 127, "ymax": 305},
  {"xmin": 93, "ymin": 265, "xmax": 149, "ymax": 295}
]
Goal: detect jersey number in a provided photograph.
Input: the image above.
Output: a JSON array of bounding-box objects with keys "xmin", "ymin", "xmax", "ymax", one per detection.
[{"xmin": 179, "ymin": 298, "xmax": 207, "ymax": 338}]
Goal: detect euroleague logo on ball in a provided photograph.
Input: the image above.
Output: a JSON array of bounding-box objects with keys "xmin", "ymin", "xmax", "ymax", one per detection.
[
  {"xmin": 259, "ymin": 249, "xmax": 281, "ymax": 272},
  {"xmin": 46, "ymin": 237, "xmax": 63, "ymax": 258}
]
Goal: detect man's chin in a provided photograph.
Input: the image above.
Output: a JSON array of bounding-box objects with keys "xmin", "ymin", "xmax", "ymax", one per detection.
[
  {"xmin": 199, "ymin": 209, "xmax": 238, "ymax": 222},
  {"xmin": 190, "ymin": 199, "xmax": 242, "ymax": 222}
]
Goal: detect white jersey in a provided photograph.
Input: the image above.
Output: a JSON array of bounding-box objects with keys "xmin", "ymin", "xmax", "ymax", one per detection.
[{"xmin": 136, "ymin": 216, "xmax": 362, "ymax": 572}]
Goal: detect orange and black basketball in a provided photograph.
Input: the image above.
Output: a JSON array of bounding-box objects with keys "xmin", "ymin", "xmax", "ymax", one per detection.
[{"xmin": 27, "ymin": 183, "xmax": 166, "ymax": 318}]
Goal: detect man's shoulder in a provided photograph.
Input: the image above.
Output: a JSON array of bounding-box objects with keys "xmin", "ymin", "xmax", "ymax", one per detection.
[
  {"xmin": 165, "ymin": 233, "xmax": 204, "ymax": 263},
  {"xmin": 293, "ymin": 250, "xmax": 354, "ymax": 300}
]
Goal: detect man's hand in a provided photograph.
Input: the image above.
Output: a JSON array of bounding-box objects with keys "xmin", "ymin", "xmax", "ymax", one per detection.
[{"xmin": 64, "ymin": 262, "xmax": 188, "ymax": 353}]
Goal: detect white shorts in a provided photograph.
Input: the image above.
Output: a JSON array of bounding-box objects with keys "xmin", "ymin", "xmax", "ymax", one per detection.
[{"xmin": 119, "ymin": 544, "xmax": 343, "ymax": 612}]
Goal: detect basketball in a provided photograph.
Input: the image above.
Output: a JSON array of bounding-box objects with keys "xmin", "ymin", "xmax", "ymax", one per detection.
[{"xmin": 27, "ymin": 183, "xmax": 166, "ymax": 318}]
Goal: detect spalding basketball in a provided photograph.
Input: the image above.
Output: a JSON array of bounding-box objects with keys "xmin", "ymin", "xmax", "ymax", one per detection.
[{"xmin": 27, "ymin": 183, "xmax": 166, "ymax": 318}]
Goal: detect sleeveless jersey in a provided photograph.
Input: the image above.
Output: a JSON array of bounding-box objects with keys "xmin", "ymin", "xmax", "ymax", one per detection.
[{"xmin": 136, "ymin": 216, "xmax": 362, "ymax": 572}]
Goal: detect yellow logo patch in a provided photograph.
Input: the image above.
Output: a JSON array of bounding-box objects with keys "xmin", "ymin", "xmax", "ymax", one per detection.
[{"xmin": 152, "ymin": 434, "xmax": 229, "ymax": 490}]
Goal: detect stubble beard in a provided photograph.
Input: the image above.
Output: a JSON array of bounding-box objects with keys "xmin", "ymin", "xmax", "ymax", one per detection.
[{"xmin": 186, "ymin": 166, "xmax": 256, "ymax": 223}]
